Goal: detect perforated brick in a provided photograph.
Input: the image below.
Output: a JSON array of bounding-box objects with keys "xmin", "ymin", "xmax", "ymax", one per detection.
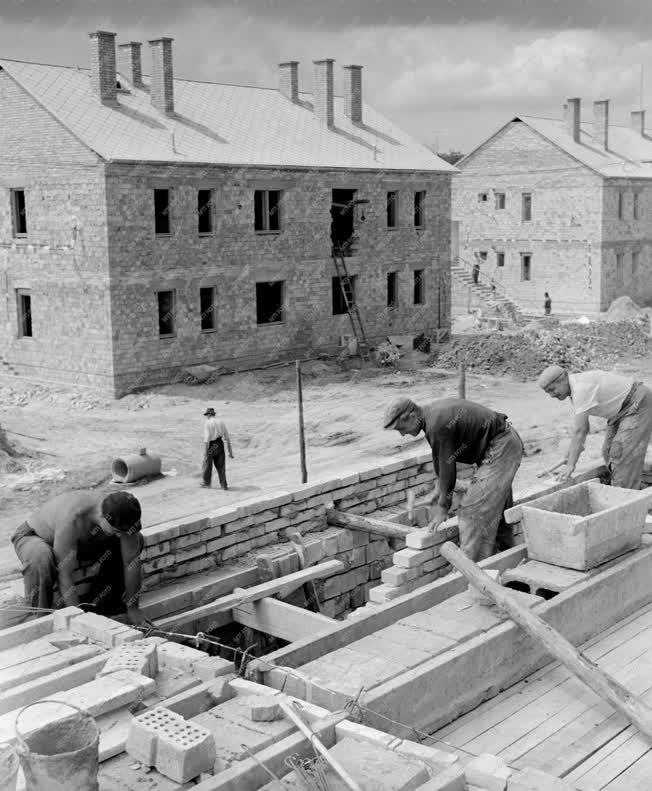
[{"xmin": 126, "ymin": 706, "xmax": 216, "ymax": 783}]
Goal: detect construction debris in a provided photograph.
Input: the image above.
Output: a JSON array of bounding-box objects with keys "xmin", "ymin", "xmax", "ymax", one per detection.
[{"xmin": 434, "ymin": 320, "xmax": 651, "ymax": 380}]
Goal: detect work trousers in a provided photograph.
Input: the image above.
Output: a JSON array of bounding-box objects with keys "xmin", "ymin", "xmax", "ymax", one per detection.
[
  {"xmin": 202, "ymin": 437, "xmax": 227, "ymax": 489},
  {"xmin": 457, "ymin": 426, "xmax": 524, "ymax": 563},
  {"xmin": 11, "ymin": 522, "xmax": 139, "ymax": 616},
  {"xmin": 602, "ymin": 382, "xmax": 652, "ymax": 490}
]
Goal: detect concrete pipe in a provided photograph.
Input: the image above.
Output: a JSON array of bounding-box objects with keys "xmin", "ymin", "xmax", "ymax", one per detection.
[{"xmin": 112, "ymin": 448, "xmax": 162, "ymax": 483}]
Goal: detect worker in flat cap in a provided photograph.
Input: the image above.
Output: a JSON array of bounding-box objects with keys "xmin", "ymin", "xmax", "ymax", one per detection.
[
  {"xmin": 384, "ymin": 396, "xmax": 524, "ymax": 562},
  {"xmin": 11, "ymin": 491, "xmax": 145, "ymax": 623},
  {"xmin": 537, "ymin": 365, "xmax": 652, "ymax": 488},
  {"xmin": 201, "ymin": 406, "xmax": 234, "ymax": 490}
]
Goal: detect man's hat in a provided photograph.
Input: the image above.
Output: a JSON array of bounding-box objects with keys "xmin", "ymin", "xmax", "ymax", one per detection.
[
  {"xmin": 383, "ymin": 397, "xmax": 416, "ymax": 429},
  {"xmin": 536, "ymin": 365, "xmax": 566, "ymax": 390},
  {"xmin": 203, "ymin": 407, "xmax": 216, "ymax": 417},
  {"xmin": 102, "ymin": 492, "xmax": 142, "ymax": 533}
]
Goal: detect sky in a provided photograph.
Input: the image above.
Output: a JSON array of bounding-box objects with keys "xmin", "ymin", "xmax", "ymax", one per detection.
[{"xmin": 1, "ymin": 0, "xmax": 652, "ymax": 152}]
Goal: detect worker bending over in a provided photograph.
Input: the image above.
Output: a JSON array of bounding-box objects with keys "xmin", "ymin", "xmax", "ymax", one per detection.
[
  {"xmin": 11, "ymin": 491, "xmax": 145, "ymax": 624},
  {"xmin": 538, "ymin": 365, "xmax": 652, "ymax": 489},
  {"xmin": 384, "ymin": 397, "xmax": 524, "ymax": 562}
]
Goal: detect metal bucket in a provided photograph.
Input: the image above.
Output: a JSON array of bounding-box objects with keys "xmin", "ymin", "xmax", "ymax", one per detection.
[
  {"xmin": 15, "ymin": 701, "xmax": 99, "ymax": 791},
  {"xmin": 0, "ymin": 741, "xmax": 19, "ymax": 791}
]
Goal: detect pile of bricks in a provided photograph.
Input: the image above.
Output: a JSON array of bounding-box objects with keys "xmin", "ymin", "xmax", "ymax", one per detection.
[{"xmin": 139, "ymin": 453, "xmax": 433, "ymax": 591}]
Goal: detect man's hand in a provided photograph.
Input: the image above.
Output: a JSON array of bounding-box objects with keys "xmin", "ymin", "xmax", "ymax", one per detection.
[
  {"xmin": 126, "ymin": 606, "xmax": 146, "ymax": 626},
  {"xmin": 229, "ymin": 453, "xmax": 234, "ymax": 459},
  {"xmin": 554, "ymin": 464, "xmax": 575, "ymax": 482},
  {"xmin": 426, "ymin": 505, "xmax": 450, "ymax": 534}
]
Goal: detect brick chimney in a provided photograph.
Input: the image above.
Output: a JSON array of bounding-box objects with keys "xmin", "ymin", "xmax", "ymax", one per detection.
[
  {"xmin": 89, "ymin": 30, "xmax": 117, "ymax": 104},
  {"xmin": 565, "ymin": 97, "xmax": 581, "ymax": 142},
  {"xmin": 593, "ymin": 99, "xmax": 609, "ymax": 149},
  {"xmin": 631, "ymin": 109, "xmax": 646, "ymax": 135},
  {"xmin": 149, "ymin": 37, "xmax": 174, "ymax": 115},
  {"xmin": 118, "ymin": 41, "xmax": 143, "ymax": 88},
  {"xmin": 313, "ymin": 59, "xmax": 334, "ymax": 127},
  {"xmin": 279, "ymin": 61, "xmax": 300, "ymax": 103},
  {"xmin": 343, "ymin": 64, "xmax": 363, "ymax": 124}
]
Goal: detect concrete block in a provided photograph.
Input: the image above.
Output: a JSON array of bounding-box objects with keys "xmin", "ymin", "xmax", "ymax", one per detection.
[
  {"xmin": 406, "ymin": 530, "xmax": 439, "ymax": 550},
  {"xmin": 337, "ymin": 530, "xmax": 354, "ymax": 552},
  {"xmin": 52, "ymin": 606, "xmax": 85, "ymax": 630},
  {"xmin": 234, "ymin": 694, "xmax": 282, "ymax": 721},
  {"xmin": 127, "ymin": 706, "xmax": 216, "ymax": 783},
  {"xmin": 466, "ymin": 753, "xmax": 511, "ymax": 791},
  {"xmin": 382, "ymin": 566, "xmax": 420, "ymax": 587},
  {"xmin": 416, "ymin": 766, "xmax": 466, "ymax": 790},
  {"xmin": 368, "ymin": 584, "xmax": 408, "ymax": 603},
  {"xmin": 328, "ymin": 736, "xmax": 429, "ymax": 791},
  {"xmin": 394, "ymin": 548, "xmax": 435, "ymax": 568},
  {"xmin": 158, "ymin": 641, "xmax": 208, "ymax": 671},
  {"xmin": 69, "ymin": 612, "xmax": 139, "ymax": 647},
  {"xmin": 393, "ymin": 739, "xmax": 459, "ymax": 771},
  {"xmin": 192, "ymin": 656, "xmax": 235, "ymax": 681}
]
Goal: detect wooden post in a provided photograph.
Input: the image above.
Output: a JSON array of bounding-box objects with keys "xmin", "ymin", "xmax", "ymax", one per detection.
[
  {"xmin": 458, "ymin": 358, "xmax": 466, "ymax": 399},
  {"xmin": 296, "ymin": 360, "xmax": 307, "ymax": 483},
  {"xmin": 439, "ymin": 541, "xmax": 652, "ymax": 741}
]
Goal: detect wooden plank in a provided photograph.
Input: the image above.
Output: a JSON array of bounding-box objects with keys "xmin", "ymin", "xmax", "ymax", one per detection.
[
  {"xmin": 156, "ymin": 559, "xmax": 344, "ymax": 632},
  {"xmin": 248, "ymin": 545, "xmax": 527, "ymax": 677},
  {"xmin": 0, "ymin": 613, "xmax": 54, "ymax": 651},
  {"xmin": 233, "ymin": 598, "xmax": 336, "ymax": 642},
  {"xmin": 326, "ymin": 508, "xmax": 414, "ymax": 539},
  {"xmin": 440, "ymin": 542, "xmax": 652, "ymax": 741}
]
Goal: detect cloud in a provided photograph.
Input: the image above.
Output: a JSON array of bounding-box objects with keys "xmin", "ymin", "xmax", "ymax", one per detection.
[{"xmin": 2, "ymin": 0, "xmax": 652, "ymax": 31}]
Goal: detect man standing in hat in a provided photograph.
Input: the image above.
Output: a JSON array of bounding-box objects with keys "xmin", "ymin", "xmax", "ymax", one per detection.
[
  {"xmin": 384, "ymin": 396, "xmax": 524, "ymax": 561},
  {"xmin": 537, "ymin": 365, "xmax": 652, "ymax": 488},
  {"xmin": 11, "ymin": 491, "xmax": 145, "ymax": 623},
  {"xmin": 201, "ymin": 407, "xmax": 233, "ymax": 490}
]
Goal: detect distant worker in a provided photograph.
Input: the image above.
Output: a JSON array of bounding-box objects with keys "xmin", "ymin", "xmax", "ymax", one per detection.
[
  {"xmin": 201, "ymin": 406, "xmax": 233, "ymax": 490},
  {"xmin": 384, "ymin": 397, "xmax": 524, "ymax": 561},
  {"xmin": 472, "ymin": 259, "xmax": 480, "ymax": 284},
  {"xmin": 544, "ymin": 292, "xmax": 552, "ymax": 315},
  {"xmin": 11, "ymin": 491, "xmax": 144, "ymax": 623},
  {"xmin": 537, "ymin": 366, "xmax": 652, "ymax": 489}
]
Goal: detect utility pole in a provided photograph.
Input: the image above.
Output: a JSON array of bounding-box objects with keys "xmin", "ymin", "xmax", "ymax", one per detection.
[{"xmin": 296, "ymin": 360, "xmax": 307, "ymax": 483}]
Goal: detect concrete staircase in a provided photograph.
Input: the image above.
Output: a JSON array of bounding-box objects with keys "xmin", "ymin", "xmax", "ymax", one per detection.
[{"xmin": 451, "ymin": 260, "xmax": 525, "ymax": 324}]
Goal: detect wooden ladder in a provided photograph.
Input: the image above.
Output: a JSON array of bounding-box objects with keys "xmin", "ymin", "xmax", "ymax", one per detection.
[{"xmin": 332, "ymin": 252, "xmax": 370, "ymax": 360}]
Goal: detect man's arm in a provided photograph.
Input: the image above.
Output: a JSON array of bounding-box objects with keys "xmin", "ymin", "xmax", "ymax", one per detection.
[
  {"xmin": 52, "ymin": 524, "xmax": 80, "ymax": 608},
  {"xmin": 121, "ymin": 532, "xmax": 144, "ymax": 625},
  {"xmin": 557, "ymin": 412, "xmax": 590, "ymax": 480},
  {"xmin": 427, "ymin": 441, "xmax": 457, "ymax": 531},
  {"xmin": 222, "ymin": 423, "xmax": 233, "ymax": 458}
]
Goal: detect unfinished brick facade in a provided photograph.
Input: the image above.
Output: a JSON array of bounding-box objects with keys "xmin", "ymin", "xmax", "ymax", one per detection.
[
  {"xmin": 453, "ymin": 112, "xmax": 652, "ymax": 315},
  {"xmin": 0, "ymin": 37, "xmax": 453, "ymax": 396}
]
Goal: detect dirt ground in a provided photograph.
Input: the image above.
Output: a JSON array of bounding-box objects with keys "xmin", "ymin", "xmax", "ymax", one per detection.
[{"xmin": 2, "ymin": 348, "xmax": 651, "ymax": 548}]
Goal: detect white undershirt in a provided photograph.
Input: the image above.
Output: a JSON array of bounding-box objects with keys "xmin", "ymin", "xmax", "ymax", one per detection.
[{"xmin": 568, "ymin": 370, "xmax": 633, "ymax": 419}]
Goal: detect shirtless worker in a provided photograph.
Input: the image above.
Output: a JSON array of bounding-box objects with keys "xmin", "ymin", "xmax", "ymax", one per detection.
[
  {"xmin": 537, "ymin": 365, "xmax": 652, "ymax": 489},
  {"xmin": 384, "ymin": 397, "xmax": 524, "ymax": 561},
  {"xmin": 11, "ymin": 491, "xmax": 145, "ymax": 624}
]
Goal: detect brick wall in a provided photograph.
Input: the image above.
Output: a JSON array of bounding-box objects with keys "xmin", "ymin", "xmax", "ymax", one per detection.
[
  {"xmin": 453, "ymin": 120, "xmax": 604, "ymax": 315},
  {"xmin": 0, "ymin": 70, "xmax": 115, "ymax": 389},
  {"xmin": 105, "ymin": 164, "xmax": 452, "ymax": 395},
  {"xmin": 131, "ymin": 453, "xmax": 436, "ymax": 619}
]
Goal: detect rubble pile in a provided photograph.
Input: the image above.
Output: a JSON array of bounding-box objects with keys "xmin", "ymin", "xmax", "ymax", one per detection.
[
  {"xmin": 0, "ymin": 384, "xmax": 110, "ymax": 410},
  {"xmin": 434, "ymin": 320, "xmax": 651, "ymax": 381}
]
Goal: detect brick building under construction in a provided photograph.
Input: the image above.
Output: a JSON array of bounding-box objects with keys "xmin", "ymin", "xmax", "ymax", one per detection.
[{"xmin": 0, "ymin": 31, "xmax": 455, "ymax": 396}]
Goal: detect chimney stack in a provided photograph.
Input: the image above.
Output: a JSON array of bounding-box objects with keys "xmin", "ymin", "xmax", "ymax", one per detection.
[
  {"xmin": 565, "ymin": 97, "xmax": 581, "ymax": 142},
  {"xmin": 149, "ymin": 37, "xmax": 174, "ymax": 115},
  {"xmin": 279, "ymin": 61, "xmax": 300, "ymax": 103},
  {"xmin": 89, "ymin": 30, "xmax": 117, "ymax": 104},
  {"xmin": 593, "ymin": 99, "xmax": 609, "ymax": 149},
  {"xmin": 313, "ymin": 59, "xmax": 334, "ymax": 127},
  {"xmin": 118, "ymin": 41, "xmax": 143, "ymax": 88},
  {"xmin": 631, "ymin": 109, "xmax": 646, "ymax": 136},
  {"xmin": 343, "ymin": 64, "xmax": 363, "ymax": 124}
]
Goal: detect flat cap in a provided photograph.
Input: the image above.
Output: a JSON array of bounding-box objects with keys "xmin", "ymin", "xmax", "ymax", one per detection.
[
  {"xmin": 537, "ymin": 364, "xmax": 566, "ymax": 389},
  {"xmin": 384, "ymin": 397, "xmax": 416, "ymax": 429}
]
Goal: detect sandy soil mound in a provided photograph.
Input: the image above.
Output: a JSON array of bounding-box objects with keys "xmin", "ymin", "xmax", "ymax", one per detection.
[{"xmin": 605, "ymin": 296, "xmax": 649, "ymax": 325}]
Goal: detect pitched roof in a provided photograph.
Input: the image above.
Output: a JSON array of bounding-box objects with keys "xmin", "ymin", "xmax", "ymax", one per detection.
[
  {"xmin": 462, "ymin": 113, "xmax": 652, "ymax": 179},
  {"xmin": 0, "ymin": 58, "xmax": 455, "ymax": 173}
]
